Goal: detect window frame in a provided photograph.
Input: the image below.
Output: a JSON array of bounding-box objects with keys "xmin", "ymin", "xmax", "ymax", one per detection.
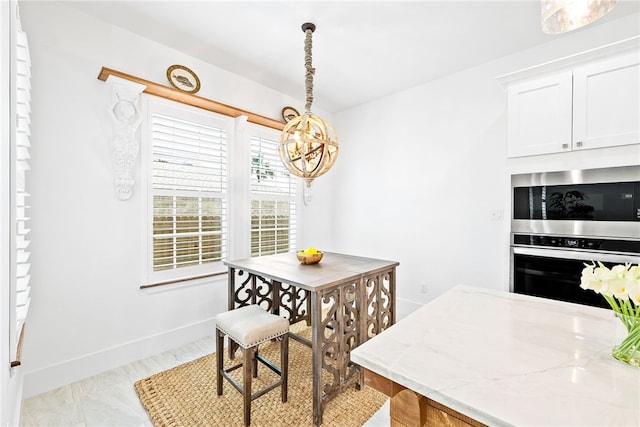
[
  {"xmin": 141, "ymin": 97, "xmax": 232, "ymax": 285},
  {"xmin": 249, "ymin": 127, "xmax": 298, "ymax": 257},
  {"xmin": 141, "ymin": 100, "xmax": 301, "ymax": 286},
  {"xmin": 6, "ymin": 10, "xmax": 31, "ymax": 367}
]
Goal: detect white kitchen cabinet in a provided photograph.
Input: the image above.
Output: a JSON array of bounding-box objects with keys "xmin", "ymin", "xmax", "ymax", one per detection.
[
  {"xmin": 507, "ymin": 72, "xmax": 573, "ymax": 157},
  {"xmin": 573, "ymin": 52, "xmax": 640, "ymax": 151},
  {"xmin": 505, "ymin": 47, "xmax": 640, "ymax": 158}
]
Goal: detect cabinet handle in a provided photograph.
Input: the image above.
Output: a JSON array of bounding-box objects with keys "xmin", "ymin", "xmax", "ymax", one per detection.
[
  {"xmin": 576, "ymin": 141, "xmax": 583, "ymax": 147},
  {"xmin": 562, "ymin": 143, "xmax": 569, "ymax": 149}
]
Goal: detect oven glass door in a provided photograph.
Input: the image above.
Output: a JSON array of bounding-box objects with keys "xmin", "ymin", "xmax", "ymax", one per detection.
[
  {"xmin": 513, "ymin": 252, "xmax": 616, "ymax": 309},
  {"xmin": 513, "ymin": 181, "xmax": 639, "ymax": 221}
]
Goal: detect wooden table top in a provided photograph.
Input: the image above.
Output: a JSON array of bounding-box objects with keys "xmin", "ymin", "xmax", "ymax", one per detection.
[{"xmin": 224, "ymin": 252, "xmax": 399, "ymax": 292}]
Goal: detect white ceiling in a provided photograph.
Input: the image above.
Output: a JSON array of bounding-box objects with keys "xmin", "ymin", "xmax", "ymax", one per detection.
[{"xmin": 63, "ymin": 0, "xmax": 640, "ymax": 113}]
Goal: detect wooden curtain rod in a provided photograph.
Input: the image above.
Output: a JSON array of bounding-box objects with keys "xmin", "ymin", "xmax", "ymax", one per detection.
[{"xmin": 97, "ymin": 67, "xmax": 285, "ymax": 131}]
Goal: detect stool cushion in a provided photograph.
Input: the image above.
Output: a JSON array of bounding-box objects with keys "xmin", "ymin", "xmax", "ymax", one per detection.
[{"xmin": 216, "ymin": 305, "xmax": 289, "ymax": 349}]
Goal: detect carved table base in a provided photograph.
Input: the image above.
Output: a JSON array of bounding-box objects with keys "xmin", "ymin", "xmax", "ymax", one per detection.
[{"xmin": 226, "ymin": 253, "xmax": 397, "ymax": 426}]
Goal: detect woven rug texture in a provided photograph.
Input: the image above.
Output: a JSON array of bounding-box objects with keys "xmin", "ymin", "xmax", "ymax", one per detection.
[{"xmin": 134, "ymin": 325, "xmax": 387, "ymax": 427}]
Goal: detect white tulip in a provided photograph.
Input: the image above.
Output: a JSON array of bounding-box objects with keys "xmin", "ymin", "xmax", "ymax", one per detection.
[{"xmin": 579, "ymin": 263, "xmax": 640, "ymax": 303}]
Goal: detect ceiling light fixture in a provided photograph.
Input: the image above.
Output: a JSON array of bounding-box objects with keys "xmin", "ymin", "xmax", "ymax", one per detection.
[
  {"xmin": 541, "ymin": 0, "xmax": 618, "ymax": 34},
  {"xmin": 278, "ymin": 22, "xmax": 338, "ymax": 187}
]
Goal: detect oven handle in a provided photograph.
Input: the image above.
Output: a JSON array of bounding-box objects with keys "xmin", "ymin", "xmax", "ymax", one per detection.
[{"xmin": 512, "ymin": 246, "xmax": 640, "ymax": 264}]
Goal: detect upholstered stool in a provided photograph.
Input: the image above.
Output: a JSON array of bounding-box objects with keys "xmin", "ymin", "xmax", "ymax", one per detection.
[{"xmin": 215, "ymin": 305, "xmax": 289, "ymax": 426}]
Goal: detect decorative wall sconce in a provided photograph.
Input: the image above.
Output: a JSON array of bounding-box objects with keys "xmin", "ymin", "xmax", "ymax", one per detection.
[
  {"xmin": 278, "ymin": 23, "xmax": 339, "ymax": 188},
  {"xmin": 106, "ymin": 75, "xmax": 146, "ymax": 200},
  {"xmin": 541, "ymin": 0, "xmax": 617, "ymax": 34}
]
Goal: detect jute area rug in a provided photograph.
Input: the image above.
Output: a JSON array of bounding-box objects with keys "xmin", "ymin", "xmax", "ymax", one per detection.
[{"xmin": 134, "ymin": 324, "xmax": 388, "ymax": 427}]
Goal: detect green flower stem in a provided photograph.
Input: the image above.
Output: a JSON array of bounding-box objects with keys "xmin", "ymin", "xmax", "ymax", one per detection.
[
  {"xmin": 582, "ymin": 262, "xmax": 640, "ymax": 366},
  {"xmin": 604, "ymin": 295, "xmax": 620, "ymax": 312},
  {"xmin": 613, "ymin": 317, "xmax": 640, "ymax": 366},
  {"xmin": 617, "ymin": 324, "xmax": 640, "ymax": 352}
]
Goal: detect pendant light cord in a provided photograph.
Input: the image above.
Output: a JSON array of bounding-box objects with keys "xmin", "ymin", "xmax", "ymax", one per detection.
[{"xmin": 304, "ymin": 27, "xmax": 315, "ymax": 113}]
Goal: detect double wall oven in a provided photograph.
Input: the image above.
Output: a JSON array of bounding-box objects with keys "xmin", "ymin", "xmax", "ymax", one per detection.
[{"xmin": 510, "ymin": 166, "xmax": 640, "ymax": 309}]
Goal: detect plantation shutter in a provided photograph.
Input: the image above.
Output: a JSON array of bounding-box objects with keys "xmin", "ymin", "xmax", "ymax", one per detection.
[
  {"xmin": 13, "ymin": 29, "xmax": 31, "ymax": 361},
  {"xmin": 250, "ymin": 135, "xmax": 296, "ymax": 256},
  {"xmin": 150, "ymin": 111, "xmax": 228, "ymax": 273}
]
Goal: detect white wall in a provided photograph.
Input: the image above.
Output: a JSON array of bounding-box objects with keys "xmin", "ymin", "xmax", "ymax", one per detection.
[
  {"xmin": 328, "ymin": 13, "xmax": 640, "ymax": 319},
  {"xmin": 18, "ymin": 1, "xmax": 331, "ymax": 399}
]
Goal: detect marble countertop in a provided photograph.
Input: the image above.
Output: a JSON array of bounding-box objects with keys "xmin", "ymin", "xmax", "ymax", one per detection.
[{"xmin": 350, "ymin": 285, "xmax": 640, "ymax": 427}]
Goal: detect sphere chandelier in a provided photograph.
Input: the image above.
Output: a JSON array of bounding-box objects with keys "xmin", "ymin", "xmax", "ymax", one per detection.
[
  {"xmin": 278, "ymin": 23, "xmax": 339, "ymax": 187},
  {"xmin": 541, "ymin": 0, "xmax": 617, "ymax": 34}
]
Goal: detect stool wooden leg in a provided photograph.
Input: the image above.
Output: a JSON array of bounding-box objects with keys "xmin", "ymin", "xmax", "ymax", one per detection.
[
  {"xmin": 243, "ymin": 347, "xmax": 253, "ymax": 427},
  {"xmin": 216, "ymin": 328, "xmax": 223, "ymax": 396},
  {"xmin": 281, "ymin": 333, "xmax": 289, "ymax": 403},
  {"xmin": 253, "ymin": 347, "xmax": 258, "ymax": 378}
]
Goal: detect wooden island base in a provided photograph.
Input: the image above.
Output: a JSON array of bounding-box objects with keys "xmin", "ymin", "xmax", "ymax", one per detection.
[{"xmin": 363, "ymin": 368, "xmax": 487, "ymax": 427}]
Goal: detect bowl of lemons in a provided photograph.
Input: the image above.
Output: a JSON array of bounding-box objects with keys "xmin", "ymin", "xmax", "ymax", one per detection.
[{"xmin": 297, "ymin": 247, "xmax": 323, "ymax": 265}]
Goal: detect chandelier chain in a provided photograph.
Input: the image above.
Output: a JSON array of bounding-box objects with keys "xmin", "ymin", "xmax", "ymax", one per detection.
[{"xmin": 304, "ymin": 28, "xmax": 315, "ymax": 112}]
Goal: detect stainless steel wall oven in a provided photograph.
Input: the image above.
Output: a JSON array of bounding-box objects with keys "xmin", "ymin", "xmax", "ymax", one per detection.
[{"xmin": 510, "ymin": 166, "xmax": 640, "ymax": 309}]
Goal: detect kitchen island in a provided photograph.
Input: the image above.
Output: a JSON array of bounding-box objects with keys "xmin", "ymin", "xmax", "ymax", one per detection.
[{"xmin": 350, "ymin": 285, "xmax": 639, "ymax": 426}]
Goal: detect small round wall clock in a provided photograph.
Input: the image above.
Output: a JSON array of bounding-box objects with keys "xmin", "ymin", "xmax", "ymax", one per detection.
[
  {"xmin": 166, "ymin": 64, "xmax": 201, "ymax": 94},
  {"xmin": 281, "ymin": 106, "xmax": 300, "ymax": 123}
]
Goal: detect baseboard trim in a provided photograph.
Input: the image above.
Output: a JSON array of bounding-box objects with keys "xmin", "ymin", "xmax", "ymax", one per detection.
[
  {"xmin": 22, "ymin": 317, "xmax": 216, "ymax": 399},
  {"xmin": 23, "ymin": 297, "xmax": 424, "ymax": 398}
]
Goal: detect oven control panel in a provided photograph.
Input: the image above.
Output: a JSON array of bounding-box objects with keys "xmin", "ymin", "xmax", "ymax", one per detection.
[{"xmin": 513, "ymin": 234, "xmax": 640, "ymax": 254}]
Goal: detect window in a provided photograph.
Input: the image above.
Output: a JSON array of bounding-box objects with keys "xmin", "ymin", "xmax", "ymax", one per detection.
[
  {"xmin": 142, "ymin": 100, "xmax": 299, "ymax": 285},
  {"xmin": 144, "ymin": 99, "xmax": 229, "ymax": 284},
  {"xmin": 7, "ymin": 18, "xmax": 31, "ymax": 365},
  {"xmin": 250, "ymin": 133, "xmax": 297, "ymax": 256}
]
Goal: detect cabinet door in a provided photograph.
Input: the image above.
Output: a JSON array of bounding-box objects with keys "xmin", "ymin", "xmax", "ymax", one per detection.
[
  {"xmin": 507, "ymin": 72, "xmax": 573, "ymax": 158},
  {"xmin": 573, "ymin": 52, "xmax": 640, "ymax": 151}
]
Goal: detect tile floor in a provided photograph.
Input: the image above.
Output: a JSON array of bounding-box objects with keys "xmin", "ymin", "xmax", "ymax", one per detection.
[{"xmin": 20, "ymin": 336, "xmax": 390, "ymax": 426}]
